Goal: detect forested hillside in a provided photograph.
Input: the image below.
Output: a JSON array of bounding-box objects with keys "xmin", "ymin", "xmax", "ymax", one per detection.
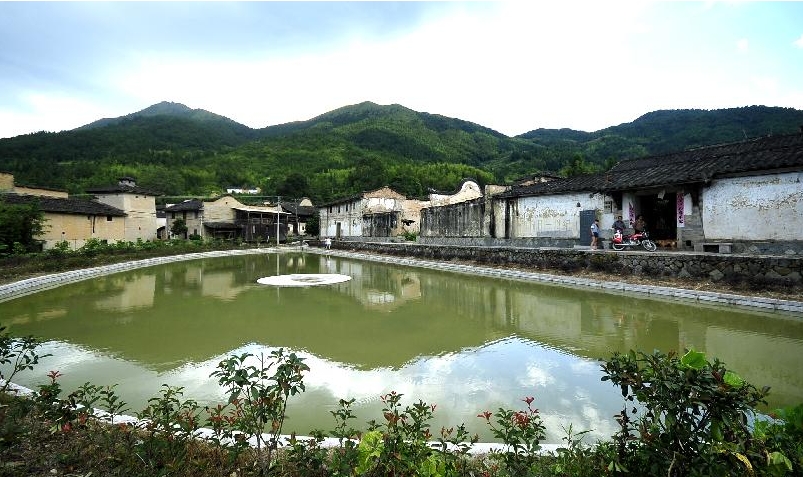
[
  {"xmin": 0, "ymin": 102, "xmax": 800, "ymax": 201},
  {"xmin": 518, "ymin": 106, "xmax": 803, "ymax": 164}
]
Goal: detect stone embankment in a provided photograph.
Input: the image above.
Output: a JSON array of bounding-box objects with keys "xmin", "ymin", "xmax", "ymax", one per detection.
[
  {"xmin": 315, "ymin": 241, "xmax": 803, "ymax": 313},
  {"xmin": 327, "ymin": 241, "xmax": 802, "ymax": 285}
]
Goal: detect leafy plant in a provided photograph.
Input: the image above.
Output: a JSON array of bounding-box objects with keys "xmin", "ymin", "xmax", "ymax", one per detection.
[
  {"xmin": 136, "ymin": 384, "xmax": 202, "ymax": 473},
  {"xmin": 0, "ymin": 323, "xmax": 47, "ymax": 395},
  {"xmin": 211, "ymin": 349, "xmax": 309, "ymax": 474},
  {"xmin": 329, "ymin": 398, "xmax": 361, "ymax": 476},
  {"xmin": 601, "ymin": 349, "xmax": 769, "ymax": 476},
  {"xmin": 359, "ymin": 391, "xmax": 440, "ymax": 476},
  {"xmin": 479, "ymin": 396, "xmax": 546, "ymax": 475}
]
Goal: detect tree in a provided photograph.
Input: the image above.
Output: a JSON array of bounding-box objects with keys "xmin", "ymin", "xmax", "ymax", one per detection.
[
  {"xmin": 305, "ymin": 214, "xmax": 320, "ymax": 237},
  {"xmin": 170, "ymin": 218, "xmax": 188, "ymax": 238},
  {"xmin": 277, "ymin": 172, "xmax": 309, "ymax": 198},
  {"xmin": 560, "ymin": 154, "xmax": 599, "ymax": 177},
  {"xmin": 0, "ymin": 198, "xmax": 45, "ymax": 253},
  {"xmin": 348, "ymin": 156, "xmax": 388, "ymax": 191}
]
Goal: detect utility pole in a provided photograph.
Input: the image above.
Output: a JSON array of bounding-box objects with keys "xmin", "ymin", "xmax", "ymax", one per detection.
[{"xmin": 276, "ymin": 195, "xmax": 281, "ymax": 247}]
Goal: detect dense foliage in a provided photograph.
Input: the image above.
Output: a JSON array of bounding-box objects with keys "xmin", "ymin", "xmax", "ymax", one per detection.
[
  {"xmin": 0, "ymin": 197, "xmax": 44, "ymax": 254},
  {"xmin": 2, "ymin": 328, "xmax": 802, "ymax": 477},
  {"xmin": 519, "ymin": 106, "xmax": 803, "ymax": 165},
  {"xmin": 1, "ymin": 102, "xmax": 800, "ymax": 202}
]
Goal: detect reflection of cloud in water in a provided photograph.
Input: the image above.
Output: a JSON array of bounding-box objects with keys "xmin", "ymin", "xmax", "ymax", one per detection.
[{"xmin": 15, "ymin": 337, "xmax": 620, "ymax": 442}]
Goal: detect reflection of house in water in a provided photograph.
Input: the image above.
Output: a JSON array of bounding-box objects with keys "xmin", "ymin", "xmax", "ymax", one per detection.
[
  {"xmin": 161, "ymin": 261, "xmax": 260, "ymax": 301},
  {"xmin": 94, "ymin": 274, "xmax": 157, "ymax": 312},
  {"xmin": 413, "ymin": 271, "xmax": 803, "ymax": 406},
  {"xmin": 321, "ymin": 258, "xmax": 422, "ymax": 311}
]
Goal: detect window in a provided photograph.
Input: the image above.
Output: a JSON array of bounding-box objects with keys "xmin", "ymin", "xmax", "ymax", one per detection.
[
  {"xmin": 106, "ymin": 216, "xmax": 113, "ymax": 221},
  {"xmin": 328, "ymin": 206, "xmax": 332, "ymax": 213},
  {"xmin": 171, "ymin": 212, "xmax": 176, "ymax": 219},
  {"xmin": 337, "ymin": 205, "xmax": 341, "ymax": 213},
  {"xmin": 182, "ymin": 211, "xmax": 187, "ymax": 220},
  {"xmin": 193, "ymin": 211, "xmax": 198, "ymax": 219},
  {"xmin": 604, "ymin": 198, "xmax": 614, "ymax": 213}
]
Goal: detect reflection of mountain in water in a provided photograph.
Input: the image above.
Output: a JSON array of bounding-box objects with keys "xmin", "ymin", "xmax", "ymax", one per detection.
[{"xmin": 3, "ymin": 253, "xmax": 803, "ymax": 406}]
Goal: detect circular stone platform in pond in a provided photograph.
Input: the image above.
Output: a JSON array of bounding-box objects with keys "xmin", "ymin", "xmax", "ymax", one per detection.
[{"xmin": 256, "ymin": 274, "xmax": 352, "ymax": 287}]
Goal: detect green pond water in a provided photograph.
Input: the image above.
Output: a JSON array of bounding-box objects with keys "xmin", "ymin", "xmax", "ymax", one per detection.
[{"xmin": 2, "ymin": 252, "xmax": 803, "ymax": 442}]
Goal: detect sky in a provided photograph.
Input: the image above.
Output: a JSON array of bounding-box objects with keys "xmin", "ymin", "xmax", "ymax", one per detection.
[{"xmin": 1, "ymin": 1, "xmax": 802, "ymax": 139}]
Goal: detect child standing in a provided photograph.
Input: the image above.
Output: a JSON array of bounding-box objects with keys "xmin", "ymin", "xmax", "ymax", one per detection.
[{"xmin": 590, "ymin": 219, "xmax": 600, "ymax": 250}]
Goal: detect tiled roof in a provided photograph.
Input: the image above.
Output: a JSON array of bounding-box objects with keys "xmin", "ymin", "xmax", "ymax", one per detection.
[
  {"xmin": 500, "ymin": 133, "xmax": 803, "ymax": 198},
  {"xmin": 14, "ymin": 183, "xmax": 69, "ymax": 193},
  {"xmin": 281, "ymin": 202, "xmax": 316, "ymax": 216},
  {"xmin": 0, "ymin": 193, "xmax": 126, "ymax": 216},
  {"xmin": 86, "ymin": 184, "xmax": 162, "ymax": 196},
  {"xmin": 164, "ymin": 199, "xmax": 203, "ymax": 212},
  {"xmin": 318, "ymin": 186, "xmax": 406, "ymax": 207},
  {"xmin": 203, "ymin": 221, "xmax": 238, "ymax": 230}
]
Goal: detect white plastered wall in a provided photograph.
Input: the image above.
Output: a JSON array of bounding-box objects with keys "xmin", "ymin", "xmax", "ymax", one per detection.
[
  {"xmin": 702, "ymin": 171, "xmax": 803, "ymax": 241},
  {"xmin": 510, "ymin": 193, "xmax": 605, "ymax": 238}
]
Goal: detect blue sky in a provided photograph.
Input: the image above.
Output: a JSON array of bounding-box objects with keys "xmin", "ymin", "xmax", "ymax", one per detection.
[{"xmin": 1, "ymin": 2, "xmax": 802, "ymax": 139}]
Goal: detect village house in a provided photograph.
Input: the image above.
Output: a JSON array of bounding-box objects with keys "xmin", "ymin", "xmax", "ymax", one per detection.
[
  {"xmin": 86, "ymin": 177, "xmax": 161, "ymax": 242},
  {"xmin": 225, "ymin": 186, "xmax": 261, "ymax": 195},
  {"xmin": 280, "ymin": 198, "xmax": 316, "ymax": 236},
  {"xmin": 318, "ymin": 181, "xmax": 510, "ymax": 240},
  {"xmin": 164, "ymin": 195, "xmax": 289, "ymax": 242},
  {"xmin": 421, "ymin": 132, "xmax": 803, "ymax": 255},
  {"xmin": 318, "ymin": 186, "xmax": 414, "ymax": 239},
  {"xmin": 1, "ymin": 172, "xmax": 127, "ymax": 249}
]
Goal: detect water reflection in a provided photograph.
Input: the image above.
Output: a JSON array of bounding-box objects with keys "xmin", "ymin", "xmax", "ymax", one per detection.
[{"xmin": 2, "ymin": 253, "xmax": 802, "ymax": 441}]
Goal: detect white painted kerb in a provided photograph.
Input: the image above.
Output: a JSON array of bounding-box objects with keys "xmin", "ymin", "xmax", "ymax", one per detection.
[
  {"xmin": 1, "ymin": 380, "xmax": 556, "ymax": 455},
  {"xmin": 309, "ymin": 249, "xmax": 803, "ymax": 315}
]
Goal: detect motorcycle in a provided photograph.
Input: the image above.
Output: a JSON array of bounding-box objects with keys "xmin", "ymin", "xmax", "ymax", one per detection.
[{"xmin": 611, "ymin": 230, "xmax": 657, "ymax": 252}]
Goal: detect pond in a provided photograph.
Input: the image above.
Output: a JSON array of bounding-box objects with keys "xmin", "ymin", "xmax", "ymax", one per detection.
[{"xmin": 2, "ymin": 252, "xmax": 803, "ymax": 442}]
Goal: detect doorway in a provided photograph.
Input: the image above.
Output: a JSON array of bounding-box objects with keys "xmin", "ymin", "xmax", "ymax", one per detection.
[
  {"xmin": 639, "ymin": 195, "xmax": 676, "ymax": 241},
  {"xmin": 336, "ymin": 222, "xmax": 342, "ymax": 239}
]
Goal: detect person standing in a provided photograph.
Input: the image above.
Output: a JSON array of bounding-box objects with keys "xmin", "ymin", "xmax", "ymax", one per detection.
[
  {"xmin": 613, "ymin": 216, "xmax": 626, "ymax": 233},
  {"xmin": 324, "ymin": 237, "xmax": 332, "ymax": 250},
  {"xmin": 634, "ymin": 215, "xmax": 646, "ymax": 234},
  {"xmin": 590, "ymin": 219, "xmax": 600, "ymax": 250}
]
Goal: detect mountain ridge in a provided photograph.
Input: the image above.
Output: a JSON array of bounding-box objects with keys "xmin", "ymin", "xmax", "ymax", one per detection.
[
  {"xmin": 76, "ymin": 100, "xmax": 250, "ymax": 131},
  {"xmin": 0, "ymin": 101, "xmax": 801, "ymax": 200}
]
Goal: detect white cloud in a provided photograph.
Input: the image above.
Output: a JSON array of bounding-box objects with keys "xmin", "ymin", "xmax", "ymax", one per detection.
[
  {"xmin": 2, "ymin": 3, "xmax": 802, "ymax": 139},
  {"xmin": 108, "ymin": 2, "xmax": 659, "ymax": 135},
  {"xmin": 0, "ymin": 93, "xmax": 108, "ymax": 137},
  {"xmin": 794, "ymin": 34, "xmax": 803, "ymax": 49}
]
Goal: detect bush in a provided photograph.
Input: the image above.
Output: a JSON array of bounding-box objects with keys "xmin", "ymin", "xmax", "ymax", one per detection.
[
  {"xmin": 401, "ymin": 231, "xmax": 418, "ymax": 242},
  {"xmin": 602, "ymin": 349, "xmax": 770, "ymax": 476}
]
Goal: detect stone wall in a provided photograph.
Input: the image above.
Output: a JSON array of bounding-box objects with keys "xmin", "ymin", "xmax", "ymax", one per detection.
[
  {"xmin": 420, "ymin": 198, "xmax": 485, "ymax": 237},
  {"xmin": 327, "ymin": 241, "xmax": 803, "ymax": 287},
  {"xmin": 417, "ymin": 236, "xmax": 578, "ymax": 248},
  {"xmin": 363, "ymin": 212, "xmax": 398, "ymax": 237}
]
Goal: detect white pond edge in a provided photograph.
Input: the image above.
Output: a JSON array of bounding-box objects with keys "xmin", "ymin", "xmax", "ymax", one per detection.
[
  {"xmin": 307, "ymin": 248, "xmax": 803, "ymax": 315},
  {"xmin": 0, "ymin": 380, "xmax": 551, "ymax": 455},
  {"xmin": 0, "ymin": 247, "xmax": 278, "ymax": 303}
]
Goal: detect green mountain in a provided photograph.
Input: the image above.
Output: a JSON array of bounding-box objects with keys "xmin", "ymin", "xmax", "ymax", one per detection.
[
  {"xmin": 518, "ymin": 106, "xmax": 803, "ymax": 162},
  {"xmin": 76, "ymin": 101, "xmax": 251, "ymax": 131},
  {"xmin": 0, "ymin": 102, "xmax": 800, "ymax": 201}
]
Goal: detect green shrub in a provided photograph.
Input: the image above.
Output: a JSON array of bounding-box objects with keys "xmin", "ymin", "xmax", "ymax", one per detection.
[{"xmin": 601, "ymin": 349, "xmax": 770, "ymax": 476}]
